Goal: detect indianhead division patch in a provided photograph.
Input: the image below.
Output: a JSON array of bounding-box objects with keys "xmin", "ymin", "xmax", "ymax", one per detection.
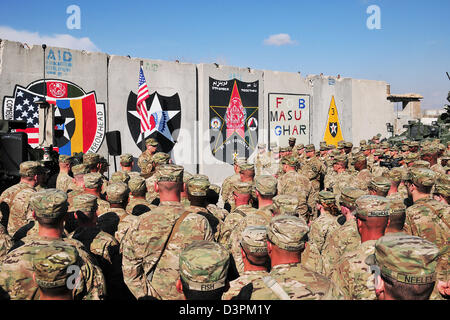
[
  {"xmin": 209, "ymin": 78, "xmax": 259, "ymax": 164},
  {"xmin": 127, "ymin": 91, "xmax": 181, "ymax": 153},
  {"xmin": 2, "ymin": 79, "xmax": 105, "ymax": 155}
]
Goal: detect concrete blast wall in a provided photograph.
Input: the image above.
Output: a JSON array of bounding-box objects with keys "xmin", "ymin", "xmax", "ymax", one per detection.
[{"xmin": 0, "ymin": 39, "xmax": 394, "ymax": 182}]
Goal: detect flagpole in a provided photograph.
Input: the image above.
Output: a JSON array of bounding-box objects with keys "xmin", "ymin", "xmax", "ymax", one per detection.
[{"xmin": 140, "ymin": 60, "xmax": 146, "ymax": 152}]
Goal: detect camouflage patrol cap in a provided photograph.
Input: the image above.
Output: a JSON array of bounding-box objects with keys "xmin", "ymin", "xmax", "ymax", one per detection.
[
  {"xmin": 374, "ymin": 149, "xmax": 384, "ymax": 156},
  {"xmin": 386, "ymin": 199, "xmax": 406, "ymax": 219},
  {"xmin": 319, "ymin": 143, "xmax": 327, "ymax": 151},
  {"xmin": 280, "ymin": 147, "xmax": 291, "ymax": 153},
  {"xmin": 391, "ymin": 145, "xmax": 400, "ymax": 151},
  {"xmin": 254, "ymin": 175, "xmax": 277, "ymax": 196},
  {"xmin": 187, "ymin": 178, "xmax": 210, "ymax": 197},
  {"xmin": 273, "ymin": 195, "xmax": 298, "ymax": 215},
  {"xmin": 355, "ymin": 195, "xmax": 390, "ymax": 218},
  {"xmin": 305, "ymin": 144, "xmax": 315, "ymax": 152},
  {"xmin": 32, "ymin": 242, "xmax": 80, "ymax": 289},
  {"xmin": 106, "ymin": 182, "xmax": 129, "ymax": 204},
  {"xmin": 179, "ymin": 240, "xmax": 229, "ymax": 291},
  {"xmin": 420, "ymin": 144, "xmax": 438, "ymax": 155},
  {"xmin": 119, "ymin": 154, "xmax": 133, "ymax": 165},
  {"xmin": 333, "ymin": 154, "xmax": 348, "ymax": 165},
  {"xmin": 138, "ymin": 157, "xmax": 152, "ymax": 173},
  {"xmin": 354, "ymin": 152, "xmax": 367, "ymax": 163},
  {"xmin": 183, "ymin": 171, "xmax": 194, "ymax": 183},
  {"xmin": 239, "ymin": 163, "xmax": 255, "ymax": 172},
  {"xmin": 145, "ymin": 137, "xmax": 158, "ymax": 146},
  {"xmin": 71, "ymin": 163, "xmax": 89, "ymax": 176},
  {"xmin": 128, "ymin": 176, "xmax": 147, "ymax": 196},
  {"xmin": 296, "ymin": 143, "xmax": 305, "ymax": 149},
  {"xmin": 405, "ymin": 152, "xmax": 419, "ymax": 163},
  {"xmin": 434, "ymin": 174, "xmax": 450, "ymax": 197},
  {"xmin": 327, "ymin": 144, "xmax": 336, "ymax": 150},
  {"xmin": 267, "ymin": 215, "xmax": 309, "ymax": 251},
  {"xmin": 369, "ymin": 176, "xmax": 392, "ymax": 193},
  {"xmin": 234, "ymin": 157, "xmax": 247, "ymax": 166},
  {"xmin": 192, "ymin": 174, "xmax": 209, "ymax": 181},
  {"xmin": 409, "ymin": 141, "xmax": 420, "ymax": 147},
  {"xmin": 233, "ymin": 181, "xmax": 253, "ymax": 195},
  {"xmin": 83, "ymin": 173, "xmax": 103, "ymax": 189},
  {"xmin": 380, "ymin": 142, "xmax": 390, "ymax": 149},
  {"xmin": 240, "ymin": 226, "xmax": 268, "ymax": 256},
  {"xmin": 360, "ymin": 140, "xmax": 367, "ymax": 146},
  {"xmin": 360, "ymin": 145, "xmax": 369, "ymax": 151},
  {"xmin": 340, "ymin": 187, "xmax": 367, "ymax": 208},
  {"xmin": 365, "ymin": 234, "xmax": 439, "ymax": 284},
  {"xmin": 337, "ymin": 141, "xmax": 345, "ymax": 149},
  {"xmin": 209, "ymin": 184, "xmax": 221, "ymax": 196},
  {"xmin": 156, "ymin": 164, "xmax": 184, "ymax": 182},
  {"xmin": 281, "ymin": 156, "xmax": 297, "ymax": 166},
  {"xmin": 58, "ymin": 155, "xmax": 74, "ymax": 164},
  {"xmin": 258, "ymin": 143, "xmax": 267, "ymax": 149},
  {"xmin": 152, "ymin": 152, "xmax": 170, "ymax": 165},
  {"xmin": 411, "ymin": 160, "xmax": 431, "ymax": 169},
  {"xmin": 269, "ymin": 142, "xmax": 278, "ymax": 150},
  {"xmin": 406, "ymin": 167, "xmax": 436, "ymax": 187},
  {"xmin": 318, "ymin": 191, "xmax": 336, "ymax": 205},
  {"xmin": 110, "ymin": 171, "xmax": 130, "ymax": 184},
  {"xmin": 401, "ymin": 145, "xmax": 410, "ymax": 152},
  {"xmin": 72, "ymin": 193, "xmax": 98, "ymax": 212},
  {"xmin": 31, "ymin": 189, "xmax": 68, "ymax": 218},
  {"xmin": 19, "ymin": 161, "xmax": 46, "ymax": 177},
  {"xmin": 344, "ymin": 142, "xmax": 353, "ymax": 148},
  {"xmin": 288, "ymin": 137, "xmax": 296, "ymax": 142},
  {"xmin": 389, "ymin": 167, "xmax": 408, "ymax": 183},
  {"xmin": 330, "ymin": 149, "xmax": 341, "ymax": 157},
  {"xmin": 83, "ymin": 153, "xmax": 100, "ymax": 166}
]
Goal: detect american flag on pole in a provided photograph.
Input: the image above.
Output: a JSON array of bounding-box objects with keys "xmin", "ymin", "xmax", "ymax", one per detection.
[{"xmin": 137, "ymin": 66, "xmax": 151, "ymax": 133}]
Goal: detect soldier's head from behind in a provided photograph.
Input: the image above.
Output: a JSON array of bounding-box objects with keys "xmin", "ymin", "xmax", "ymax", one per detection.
[
  {"xmin": 355, "ymin": 195, "xmax": 390, "ymax": 243},
  {"xmin": 72, "ymin": 194, "xmax": 98, "ymax": 227},
  {"xmin": 385, "ymin": 199, "xmax": 406, "ymax": 233},
  {"xmin": 58, "ymin": 155, "xmax": 74, "ymax": 173},
  {"xmin": 32, "ymin": 242, "xmax": 80, "ymax": 300},
  {"xmin": 433, "ymin": 174, "xmax": 450, "ymax": 205},
  {"xmin": 110, "ymin": 171, "xmax": 130, "ymax": 184},
  {"xmin": 106, "ymin": 182, "xmax": 130, "ymax": 208},
  {"xmin": 83, "ymin": 153, "xmax": 101, "ymax": 173},
  {"xmin": 257, "ymin": 143, "xmax": 267, "ymax": 154},
  {"xmin": 31, "ymin": 189, "xmax": 68, "ymax": 234},
  {"xmin": 187, "ymin": 177, "xmax": 210, "ymax": 207},
  {"xmin": 273, "ymin": 195, "xmax": 299, "ymax": 217},
  {"xmin": 83, "ymin": 172, "xmax": 103, "ymax": 195},
  {"xmin": 344, "ymin": 141, "xmax": 353, "ymax": 154},
  {"xmin": 368, "ymin": 176, "xmax": 392, "ymax": 197},
  {"xmin": 353, "ymin": 153, "xmax": 367, "ymax": 171},
  {"xmin": 403, "ymin": 168, "xmax": 436, "ymax": 200},
  {"xmin": 317, "ymin": 191, "xmax": 339, "ymax": 216},
  {"xmin": 281, "ymin": 155, "xmax": 298, "ymax": 173},
  {"xmin": 305, "ymin": 144, "xmax": 315, "ymax": 158},
  {"xmin": 340, "ymin": 187, "xmax": 368, "ymax": 220},
  {"xmin": 266, "ymin": 215, "xmax": 309, "ymax": 267},
  {"xmin": 119, "ymin": 153, "xmax": 134, "ymax": 171},
  {"xmin": 254, "ymin": 175, "xmax": 277, "ymax": 202},
  {"xmin": 154, "ymin": 164, "xmax": 184, "ymax": 201},
  {"xmin": 240, "ymin": 226, "xmax": 269, "ymax": 271},
  {"xmin": 332, "ymin": 154, "xmax": 348, "ymax": 172},
  {"xmin": 366, "ymin": 234, "xmax": 439, "ymax": 300},
  {"xmin": 420, "ymin": 145, "xmax": 438, "ymax": 166},
  {"xmin": 177, "ymin": 241, "xmax": 230, "ymax": 300},
  {"xmin": 232, "ymin": 181, "xmax": 253, "ymax": 207},
  {"xmin": 19, "ymin": 161, "xmax": 47, "ymax": 188},
  {"xmin": 128, "ymin": 176, "xmax": 147, "ymax": 199},
  {"xmin": 239, "ymin": 163, "xmax": 255, "ymax": 182},
  {"xmin": 233, "ymin": 157, "xmax": 247, "ymax": 174}
]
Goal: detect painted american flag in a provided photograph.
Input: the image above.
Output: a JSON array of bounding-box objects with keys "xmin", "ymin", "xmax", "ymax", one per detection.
[{"xmin": 137, "ymin": 66, "xmax": 151, "ymax": 133}]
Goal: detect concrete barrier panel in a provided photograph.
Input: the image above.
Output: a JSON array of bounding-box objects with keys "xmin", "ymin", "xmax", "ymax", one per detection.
[
  {"xmin": 107, "ymin": 55, "xmax": 197, "ymax": 174},
  {"xmin": 197, "ymin": 64, "xmax": 264, "ymax": 184}
]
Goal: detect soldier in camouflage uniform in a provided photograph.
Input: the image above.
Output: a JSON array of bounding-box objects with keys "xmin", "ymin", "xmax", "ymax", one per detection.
[
  {"xmin": 268, "ymin": 145, "xmax": 282, "ymax": 178},
  {"xmin": 180, "ymin": 171, "xmax": 193, "ymax": 207},
  {"xmin": 0, "ymin": 189, "xmax": 106, "ymax": 300},
  {"xmin": 0, "ymin": 161, "xmax": 45, "ymax": 233},
  {"xmin": 324, "ymin": 154, "xmax": 354, "ymax": 208},
  {"xmin": 70, "ymin": 194, "xmax": 129, "ymax": 300},
  {"xmin": 384, "ymin": 199, "xmax": 407, "ymax": 235},
  {"xmin": 121, "ymin": 164, "xmax": 213, "ymax": 300},
  {"xmin": 352, "ymin": 152, "xmax": 372, "ymax": 191},
  {"xmin": 330, "ymin": 195, "xmax": 390, "ymax": 300},
  {"xmin": 272, "ymin": 194, "xmax": 299, "ymax": 217},
  {"xmin": 82, "ymin": 173, "xmax": 110, "ymax": 216},
  {"xmin": 31, "ymin": 242, "xmax": 80, "ymax": 300},
  {"xmin": 176, "ymin": 241, "xmax": 230, "ymax": 300},
  {"xmin": 254, "ymin": 143, "xmax": 272, "ymax": 176},
  {"xmin": 250, "ymin": 215, "xmax": 343, "ymax": 300},
  {"xmin": 119, "ymin": 154, "xmax": 140, "ymax": 179},
  {"xmin": 145, "ymin": 152, "xmax": 171, "ymax": 204},
  {"xmin": 110, "ymin": 171, "xmax": 130, "ymax": 185},
  {"xmin": 277, "ymin": 156, "xmax": 314, "ymax": 223},
  {"xmin": 65, "ymin": 163, "xmax": 91, "ymax": 234},
  {"xmin": 433, "ymin": 173, "xmax": 450, "ymax": 205},
  {"xmin": 100, "ymin": 182, "xmax": 130, "ymax": 237},
  {"xmin": 402, "ymin": 168, "xmax": 449, "ymax": 293},
  {"xmin": 302, "ymin": 191, "xmax": 340, "ymax": 273},
  {"xmin": 6, "ymin": 162, "xmax": 48, "ymax": 236},
  {"xmin": 386, "ymin": 167, "xmax": 408, "ymax": 201},
  {"xmin": 321, "ymin": 187, "xmax": 367, "ymax": 277},
  {"xmin": 56, "ymin": 155, "xmax": 77, "ymax": 193},
  {"xmin": 0, "ymin": 224, "xmax": 13, "ymax": 262},
  {"xmin": 222, "ymin": 226, "xmax": 269, "ymax": 300},
  {"xmin": 125, "ymin": 176, "xmax": 155, "ymax": 215},
  {"xmin": 219, "ymin": 181, "xmax": 257, "ymax": 250},
  {"xmin": 365, "ymin": 234, "xmax": 440, "ymax": 300},
  {"xmin": 137, "ymin": 137, "xmax": 159, "ymax": 171}
]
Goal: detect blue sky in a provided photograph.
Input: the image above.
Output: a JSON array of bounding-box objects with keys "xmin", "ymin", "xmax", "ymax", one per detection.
[{"xmin": 1, "ymin": 0, "xmax": 449, "ymax": 109}]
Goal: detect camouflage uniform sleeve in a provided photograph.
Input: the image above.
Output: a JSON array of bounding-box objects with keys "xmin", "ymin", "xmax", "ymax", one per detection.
[{"xmin": 329, "ymin": 259, "xmax": 352, "ymax": 300}]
